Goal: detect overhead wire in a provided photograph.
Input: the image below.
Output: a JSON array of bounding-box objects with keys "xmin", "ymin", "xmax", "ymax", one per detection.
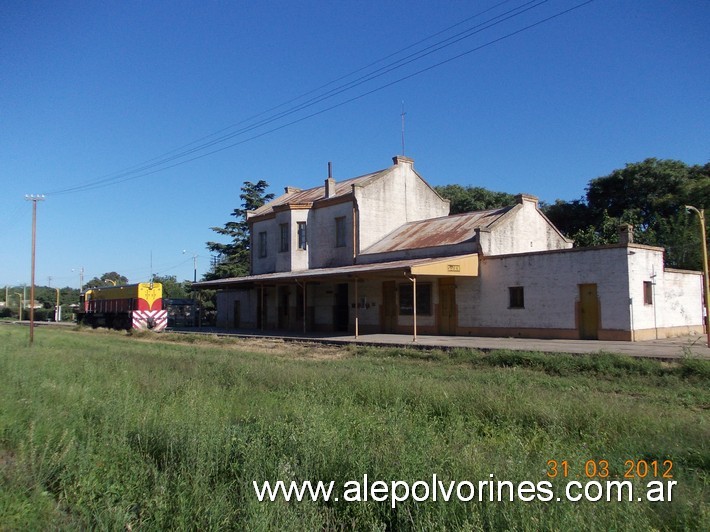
[
  {"xmin": 46, "ymin": 0, "xmax": 594, "ymax": 196},
  {"xmin": 45, "ymin": 0, "xmax": 519, "ymax": 196}
]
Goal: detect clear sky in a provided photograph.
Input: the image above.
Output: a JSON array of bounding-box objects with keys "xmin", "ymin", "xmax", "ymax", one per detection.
[{"xmin": 1, "ymin": 0, "xmax": 708, "ymax": 288}]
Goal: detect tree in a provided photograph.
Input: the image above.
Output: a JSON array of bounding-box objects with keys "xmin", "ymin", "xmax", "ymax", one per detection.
[
  {"xmin": 85, "ymin": 271, "xmax": 129, "ymax": 288},
  {"xmin": 543, "ymin": 158, "xmax": 710, "ymax": 270},
  {"xmin": 205, "ymin": 180, "xmax": 274, "ymax": 280},
  {"xmin": 434, "ymin": 185, "xmax": 516, "ymax": 214},
  {"xmin": 152, "ymin": 275, "xmax": 189, "ymax": 299}
]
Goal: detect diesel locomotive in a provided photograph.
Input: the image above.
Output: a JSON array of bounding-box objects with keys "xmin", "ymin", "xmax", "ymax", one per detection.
[{"xmin": 76, "ymin": 282, "xmax": 168, "ymax": 331}]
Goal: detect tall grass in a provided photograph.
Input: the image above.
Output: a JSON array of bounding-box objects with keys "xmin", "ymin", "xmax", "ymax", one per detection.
[{"xmin": 1, "ymin": 326, "xmax": 708, "ymax": 530}]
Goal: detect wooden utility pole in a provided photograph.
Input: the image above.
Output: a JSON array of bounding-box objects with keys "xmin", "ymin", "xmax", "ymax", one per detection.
[{"xmin": 26, "ymin": 194, "xmax": 44, "ymax": 345}]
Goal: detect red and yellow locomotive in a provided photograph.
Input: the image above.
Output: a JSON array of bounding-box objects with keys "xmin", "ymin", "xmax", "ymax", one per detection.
[{"xmin": 76, "ymin": 282, "xmax": 168, "ymax": 331}]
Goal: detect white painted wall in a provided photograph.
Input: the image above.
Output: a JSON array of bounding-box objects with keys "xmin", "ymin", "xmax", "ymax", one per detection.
[
  {"xmin": 627, "ymin": 247, "xmax": 703, "ymax": 334},
  {"xmin": 479, "ymin": 197, "xmax": 572, "ymax": 256},
  {"xmin": 290, "ymin": 209, "xmax": 310, "ymax": 271},
  {"xmin": 466, "ymin": 247, "xmax": 632, "ymax": 332},
  {"xmin": 308, "ymin": 201, "xmax": 354, "ymax": 269},
  {"xmin": 250, "ymin": 218, "xmax": 277, "ymax": 275},
  {"xmin": 355, "ymin": 157, "xmax": 449, "ymax": 252}
]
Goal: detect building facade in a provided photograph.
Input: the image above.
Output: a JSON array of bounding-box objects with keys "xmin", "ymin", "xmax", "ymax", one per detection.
[{"xmin": 196, "ymin": 156, "xmax": 704, "ymax": 341}]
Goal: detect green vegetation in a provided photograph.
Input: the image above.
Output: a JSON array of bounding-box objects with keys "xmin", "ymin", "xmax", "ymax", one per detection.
[
  {"xmin": 435, "ymin": 158, "xmax": 710, "ymax": 270},
  {"xmin": 1, "ymin": 326, "xmax": 708, "ymax": 530}
]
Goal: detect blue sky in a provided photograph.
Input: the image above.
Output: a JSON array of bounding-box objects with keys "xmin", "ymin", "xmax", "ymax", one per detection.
[{"xmin": 1, "ymin": 0, "xmax": 708, "ymax": 288}]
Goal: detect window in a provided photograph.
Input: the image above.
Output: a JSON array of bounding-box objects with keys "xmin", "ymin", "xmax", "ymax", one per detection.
[
  {"xmin": 279, "ymin": 223, "xmax": 289, "ymax": 253},
  {"xmin": 509, "ymin": 286, "xmax": 524, "ymax": 309},
  {"xmin": 399, "ymin": 283, "xmax": 432, "ymax": 315},
  {"xmin": 297, "ymin": 222, "xmax": 307, "ymax": 250},
  {"xmin": 643, "ymin": 281, "xmax": 653, "ymax": 305},
  {"xmin": 258, "ymin": 231, "xmax": 267, "ymax": 258},
  {"xmin": 335, "ymin": 216, "xmax": 346, "ymax": 248}
]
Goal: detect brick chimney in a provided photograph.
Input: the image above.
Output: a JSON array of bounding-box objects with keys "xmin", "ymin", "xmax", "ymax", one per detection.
[
  {"xmin": 619, "ymin": 224, "xmax": 634, "ymax": 245},
  {"xmin": 515, "ymin": 193, "xmax": 539, "ymax": 207},
  {"xmin": 392, "ymin": 155, "xmax": 414, "ymax": 167},
  {"xmin": 324, "ymin": 161, "xmax": 336, "ymax": 198}
]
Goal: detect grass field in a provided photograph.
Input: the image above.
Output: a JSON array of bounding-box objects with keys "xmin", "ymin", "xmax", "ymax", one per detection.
[{"xmin": 1, "ymin": 325, "xmax": 708, "ymax": 530}]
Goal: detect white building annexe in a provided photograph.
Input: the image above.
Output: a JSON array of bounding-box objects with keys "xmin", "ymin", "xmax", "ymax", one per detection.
[{"xmin": 196, "ymin": 156, "xmax": 704, "ymax": 342}]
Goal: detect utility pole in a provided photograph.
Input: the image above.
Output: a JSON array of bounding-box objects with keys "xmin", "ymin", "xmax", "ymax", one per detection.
[
  {"xmin": 73, "ymin": 267, "xmax": 84, "ymax": 292},
  {"xmin": 183, "ymin": 250, "xmax": 198, "ymax": 283},
  {"xmin": 26, "ymin": 194, "xmax": 44, "ymax": 345}
]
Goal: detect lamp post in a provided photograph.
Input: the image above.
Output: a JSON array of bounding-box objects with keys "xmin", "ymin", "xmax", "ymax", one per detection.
[{"xmin": 685, "ymin": 205, "xmax": 710, "ymax": 347}]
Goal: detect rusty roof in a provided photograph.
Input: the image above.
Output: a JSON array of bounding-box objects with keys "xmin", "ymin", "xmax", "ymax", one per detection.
[
  {"xmin": 250, "ymin": 170, "xmax": 386, "ymax": 218},
  {"xmin": 360, "ymin": 208, "xmax": 513, "ymax": 255}
]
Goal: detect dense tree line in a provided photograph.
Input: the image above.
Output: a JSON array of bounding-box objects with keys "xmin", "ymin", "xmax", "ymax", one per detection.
[
  {"xmin": 435, "ymin": 159, "xmax": 710, "ymax": 270},
  {"xmin": 542, "ymin": 159, "xmax": 710, "ymax": 270}
]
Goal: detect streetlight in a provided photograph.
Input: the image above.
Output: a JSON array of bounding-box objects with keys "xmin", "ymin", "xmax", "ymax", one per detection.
[
  {"xmin": 685, "ymin": 205, "xmax": 710, "ymax": 347},
  {"xmin": 183, "ymin": 250, "xmax": 198, "ymax": 283},
  {"xmin": 102, "ymin": 278, "xmax": 117, "ymax": 286}
]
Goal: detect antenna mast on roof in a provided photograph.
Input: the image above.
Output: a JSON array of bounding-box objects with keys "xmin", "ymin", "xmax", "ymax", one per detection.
[{"xmin": 400, "ymin": 100, "xmax": 406, "ymax": 156}]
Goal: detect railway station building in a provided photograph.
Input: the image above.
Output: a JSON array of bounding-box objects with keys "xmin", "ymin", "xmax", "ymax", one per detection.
[{"xmin": 195, "ymin": 155, "xmax": 704, "ymax": 341}]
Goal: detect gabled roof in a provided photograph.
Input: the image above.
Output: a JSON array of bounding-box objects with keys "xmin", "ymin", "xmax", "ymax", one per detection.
[
  {"xmin": 249, "ymin": 170, "xmax": 386, "ymax": 218},
  {"xmin": 360, "ymin": 207, "xmax": 513, "ymax": 254}
]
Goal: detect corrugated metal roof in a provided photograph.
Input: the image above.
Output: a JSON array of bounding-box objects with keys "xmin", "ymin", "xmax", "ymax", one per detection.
[
  {"xmin": 360, "ymin": 208, "xmax": 512, "ymax": 254},
  {"xmin": 193, "ymin": 254, "xmax": 478, "ymax": 288},
  {"xmin": 250, "ymin": 169, "xmax": 387, "ymax": 218}
]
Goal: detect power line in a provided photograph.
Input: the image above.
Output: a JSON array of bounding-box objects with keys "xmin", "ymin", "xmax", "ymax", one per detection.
[
  {"xmin": 47, "ymin": 0, "xmax": 544, "ymax": 195},
  {"xmin": 46, "ymin": 0, "xmax": 594, "ymax": 196},
  {"xmin": 46, "ymin": 0, "xmax": 521, "ymax": 196}
]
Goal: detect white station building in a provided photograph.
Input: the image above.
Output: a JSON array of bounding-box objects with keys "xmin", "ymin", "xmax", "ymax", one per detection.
[{"xmin": 196, "ymin": 156, "xmax": 704, "ymax": 341}]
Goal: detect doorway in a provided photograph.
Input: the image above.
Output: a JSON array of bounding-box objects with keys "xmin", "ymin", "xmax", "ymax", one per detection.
[
  {"xmin": 579, "ymin": 283, "xmax": 599, "ymax": 340},
  {"xmin": 333, "ymin": 283, "xmax": 349, "ymax": 332},
  {"xmin": 438, "ymin": 278, "xmax": 457, "ymax": 335}
]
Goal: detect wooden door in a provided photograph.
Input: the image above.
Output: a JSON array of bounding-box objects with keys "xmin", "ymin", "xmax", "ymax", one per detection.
[
  {"xmin": 382, "ymin": 281, "xmax": 397, "ymax": 333},
  {"xmin": 438, "ymin": 278, "xmax": 457, "ymax": 335},
  {"xmin": 579, "ymin": 283, "xmax": 599, "ymax": 340}
]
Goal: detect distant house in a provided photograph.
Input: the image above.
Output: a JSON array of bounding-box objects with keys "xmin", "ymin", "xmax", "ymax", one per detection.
[{"xmin": 196, "ymin": 156, "xmax": 703, "ymax": 341}]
